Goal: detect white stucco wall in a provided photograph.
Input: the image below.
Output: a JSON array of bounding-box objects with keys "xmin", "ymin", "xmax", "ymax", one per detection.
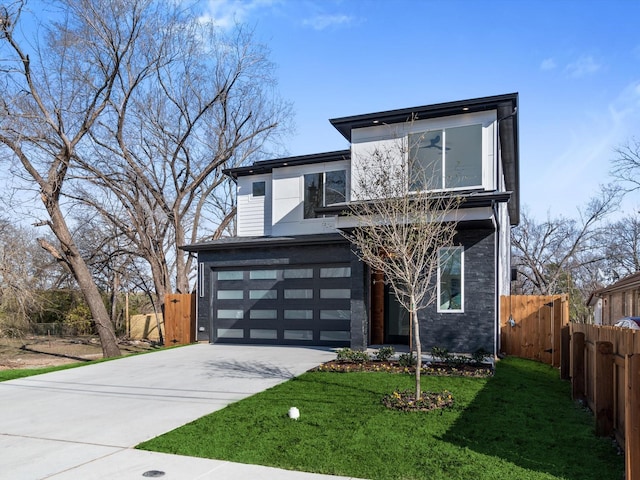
[{"xmin": 270, "ymin": 160, "xmax": 350, "ymax": 236}]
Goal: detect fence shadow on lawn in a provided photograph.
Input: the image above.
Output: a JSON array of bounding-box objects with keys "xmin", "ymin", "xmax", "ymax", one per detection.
[{"xmin": 440, "ymin": 357, "xmax": 624, "ymax": 480}]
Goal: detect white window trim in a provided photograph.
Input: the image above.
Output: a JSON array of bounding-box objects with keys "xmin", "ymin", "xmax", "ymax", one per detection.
[{"xmin": 437, "ymin": 246, "xmax": 464, "ymax": 314}]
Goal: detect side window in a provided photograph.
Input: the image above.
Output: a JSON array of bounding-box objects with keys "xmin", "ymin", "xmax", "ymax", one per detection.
[
  {"xmin": 252, "ymin": 181, "xmax": 265, "ymax": 197},
  {"xmin": 303, "ymin": 170, "xmax": 346, "ymax": 219},
  {"xmin": 438, "ymin": 246, "xmax": 463, "ymax": 312},
  {"xmin": 303, "ymin": 173, "xmax": 323, "ymax": 219}
]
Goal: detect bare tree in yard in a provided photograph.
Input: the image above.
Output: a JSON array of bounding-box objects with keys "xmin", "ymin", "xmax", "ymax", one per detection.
[
  {"xmin": 0, "ymin": 219, "xmax": 49, "ymax": 334},
  {"xmin": 341, "ymin": 138, "xmax": 460, "ymax": 400},
  {"xmin": 511, "ymin": 189, "xmax": 618, "ymax": 321},
  {"xmin": 74, "ymin": 17, "xmax": 290, "ymax": 310},
  {"xmin": 0, "ymin": 0, "xmax": 161, "ymax": 356}
]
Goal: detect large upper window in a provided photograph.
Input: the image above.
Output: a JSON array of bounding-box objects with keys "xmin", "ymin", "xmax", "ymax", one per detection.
[
  {"xmin": 304, "ymin": 170, "xmax": 346, "ymax": 219},
  {"xmin": 438, "ymin": 246, "xmax": 463, "ymax": 312},
  {"xmin": 409, "ymin": 124, "xmax": 482, "ymax": 191}
]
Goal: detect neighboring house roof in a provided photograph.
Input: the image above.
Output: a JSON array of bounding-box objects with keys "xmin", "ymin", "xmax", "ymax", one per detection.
[
  {"xmin": 224, "ymin": 150, "xmax": 350, "ymax": 179},
  {"xmin": 587, "ymin": 271, "xmax": 640, "ymax": 305}
]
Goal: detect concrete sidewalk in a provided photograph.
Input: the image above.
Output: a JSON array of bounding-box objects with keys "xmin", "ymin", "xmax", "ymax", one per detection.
[{"xmin": 0, "ymin": 344, "xmax": 363, "ymax": 479}]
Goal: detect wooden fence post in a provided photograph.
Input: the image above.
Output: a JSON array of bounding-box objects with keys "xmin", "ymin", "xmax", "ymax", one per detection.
[
  {"xmin": 627, "ymin": 354, "xmax": 640, "ymax": 480},
  {"xmin": 594, "ymin": 341, "xmax": 614, "ymax": 437},
  {"xmin": 572, "ymin": 331, "xmax": 585, "ymax": 402},
  {"xmin": 560, "ymin": 325, "xmax": 570, "ymax": 380}
]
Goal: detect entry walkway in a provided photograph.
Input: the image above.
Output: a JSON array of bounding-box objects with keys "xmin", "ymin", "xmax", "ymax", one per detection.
[{"xmin": 0, "ymin": 344, "xmax": 362, "ymax": 479}]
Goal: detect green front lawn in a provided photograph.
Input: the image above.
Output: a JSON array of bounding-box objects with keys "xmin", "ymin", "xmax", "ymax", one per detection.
[{"xmin": 138, "ymin": 357, "xmax": 623, "ymax": 480}]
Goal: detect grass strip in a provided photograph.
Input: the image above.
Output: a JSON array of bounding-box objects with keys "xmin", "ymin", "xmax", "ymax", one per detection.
[{"xmin": 138, "ymin": 357, "xmax": 623, "ymax": 480}]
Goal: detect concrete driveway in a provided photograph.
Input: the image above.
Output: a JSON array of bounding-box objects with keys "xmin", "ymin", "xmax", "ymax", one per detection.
[{"xmin": 0, "ymin": 343, "xmax": 360, "ymax": 480}]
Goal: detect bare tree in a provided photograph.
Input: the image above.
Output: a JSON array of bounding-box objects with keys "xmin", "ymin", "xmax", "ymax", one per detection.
[
  {"xmin": 511, "ymin": 188, "xmax": 618, "ymax": 321},
  {"xmin": 0, "ymin": 219, "xmax": 40, "ymax": 333},
  {"xmin": 341, "ymin": 138, "xmax": 460, "ymax": 400},
  {"xmin": 602, "ymin": 212, "xmax": 640, "ymax": 279},
  {"xmin": 0, "ymin": 0, "xmax": 162, "ymax": 356},
  {"xmin": 611, "ymin": 138, "xmax": 640, "ymax": 193},
  {"xmin": 73, "ymin": 16, "xmax": 291, "ymax": 311}
]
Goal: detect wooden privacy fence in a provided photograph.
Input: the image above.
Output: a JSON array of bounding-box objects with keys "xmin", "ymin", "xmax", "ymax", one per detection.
[
  {"xmin": 568, "ymin": 323, "xmax": 640, "ymax": 479},
  {"xmin": 164, "ymin": 293, "xmax": 196, "ymax": 346},
  {"xmin": 500, "ymin": 295, "xmax": 569, "ymax": 366}
]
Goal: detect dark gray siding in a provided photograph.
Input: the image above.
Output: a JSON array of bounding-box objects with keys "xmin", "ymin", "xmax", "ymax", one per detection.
[{"xmin": 418, "ymin": 228, "xmax": 496, "ymax": 354}]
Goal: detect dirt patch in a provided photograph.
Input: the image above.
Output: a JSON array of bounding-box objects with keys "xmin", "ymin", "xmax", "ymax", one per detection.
[{"xmin": 0, "ymin": 335, "xmax": 158, "ymax": 370}]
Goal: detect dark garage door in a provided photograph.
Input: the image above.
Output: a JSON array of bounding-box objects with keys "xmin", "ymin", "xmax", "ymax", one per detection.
[{"xmin": 211, "ymin": 264, "xmax": 351, "ymax": 346}]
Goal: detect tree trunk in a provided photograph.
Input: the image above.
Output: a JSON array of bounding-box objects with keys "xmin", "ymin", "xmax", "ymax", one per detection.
[
  {"xmin": 46, "ymin": 204, "xmax": 121, "ymax": 358},
  {"xmin": 174, "ymin": 219, "xmax": 190, "ymax": 294},
  {"xmin": 411, "ymin": 295, "xmax": 422, "ymax": 400}
]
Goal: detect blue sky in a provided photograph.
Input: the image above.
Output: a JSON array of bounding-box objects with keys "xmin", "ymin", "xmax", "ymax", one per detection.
[{"xmin": 197, "ymin": 0, "xmax": 640, "ymax": 221}]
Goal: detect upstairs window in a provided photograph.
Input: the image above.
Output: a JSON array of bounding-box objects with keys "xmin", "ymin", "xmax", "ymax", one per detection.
[
  {"xmin": 252, "ymin": 181, "xmax": 265, "ymax": 197},
  {"xmin": 304, "ymin": 170, "xmax": 346, "ymax": 219},
  {"xmin": 409, "ymin": 124, "xmax": 482, "ymax": 191}
]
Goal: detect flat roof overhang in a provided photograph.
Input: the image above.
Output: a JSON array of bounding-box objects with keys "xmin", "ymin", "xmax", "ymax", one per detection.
[
  {"xmin": 224, "ymin": 150, "xmax": 350, "ymax": 180},
  {"xmin": 181, "ymin": 233, "xmax": 347, "ymax": 252}
]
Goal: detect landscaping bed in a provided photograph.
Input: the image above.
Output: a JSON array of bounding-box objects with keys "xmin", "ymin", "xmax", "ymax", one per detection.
[{"xmin": 313, "ymin": 346, "xmax": 493, "ymax": 377}]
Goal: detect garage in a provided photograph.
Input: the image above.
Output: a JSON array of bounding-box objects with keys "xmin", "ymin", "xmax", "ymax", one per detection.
[{"xmin": 211, "ymin": 263, "xmax": 352, "ymax": 345}]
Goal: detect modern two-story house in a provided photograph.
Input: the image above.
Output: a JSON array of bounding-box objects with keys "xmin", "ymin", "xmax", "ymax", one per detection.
[{"xmin": 184, "ymin": 93, "xmax": 519, "ymax": 355}]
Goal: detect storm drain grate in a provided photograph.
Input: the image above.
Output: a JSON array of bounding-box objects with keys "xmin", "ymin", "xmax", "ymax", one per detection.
[{"xmin": 142, "ymin": 471, "xmax": 165, "ymax": 477}]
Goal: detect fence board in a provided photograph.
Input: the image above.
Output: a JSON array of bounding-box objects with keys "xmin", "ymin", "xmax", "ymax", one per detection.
[
  {"xmin": 500, "ymin": 295, "xmax": 568, "ymax": 365},
  {"xmin": 164, "ymin": 294, "xmax": 196, "ymax": 346},
  {"xmin": 569, "ymin": 323, "xmax": 640, "ymax": 480}
]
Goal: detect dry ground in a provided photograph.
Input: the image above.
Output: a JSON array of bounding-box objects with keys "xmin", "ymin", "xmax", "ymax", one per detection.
[{"xmin": 0, "ymin": 335, "xmax": 158, "ymax": 370}]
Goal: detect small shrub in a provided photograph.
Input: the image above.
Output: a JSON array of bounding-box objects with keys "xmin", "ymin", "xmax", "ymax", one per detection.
[
  {"xmin": 336, "ymin": 347, "xmax": 353, "ymax": 362},
  {"xmin": 472, "ymin": 348, "xmax": 491, "ymax": 364},
  {"xmin": 336, "ymin": 348, "xmax": 370, "ymax": 364},
  {"xmin": 430, "ymin": 346, "xmax": 452, "ymax": 363},
  {"xmin": 374, "ymin": 346, "xmax": 395, "ymax": 362},
  {"xmin": 398, "ymin": 352, "xmax": 416, "ymax": 367}
]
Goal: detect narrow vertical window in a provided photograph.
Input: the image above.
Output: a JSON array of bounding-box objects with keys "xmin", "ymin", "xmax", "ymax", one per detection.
[
  {"xmin": 438, "ymin": 247, "xmax": 463, "ymax": 312},
  {"xmin": 304, "ymin": 173, "xmax": 323, "ymax": 219},
  {"xmin": 198, "ymin": 263, "xmax": 204, "ymax": 298}
]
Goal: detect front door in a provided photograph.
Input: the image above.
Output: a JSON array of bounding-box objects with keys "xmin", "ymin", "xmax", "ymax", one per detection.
[{"xmin": 384, "ymin": 284, "xmax": 410, "ymax": 344}]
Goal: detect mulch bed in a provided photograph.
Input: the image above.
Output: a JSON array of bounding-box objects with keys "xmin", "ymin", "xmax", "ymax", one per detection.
[{"xmin": 313, "ymin": 360, "xmax": 493, "ymax": 377}]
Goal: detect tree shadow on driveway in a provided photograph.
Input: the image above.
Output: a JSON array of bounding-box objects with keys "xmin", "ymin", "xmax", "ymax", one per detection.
[
  {"xmin": 202, "ymin": 360, "xmax": 294, "ymax": 379},
  {"xmin": 440, "ymin": 358, "xmax": 623, "ymax": 480}
]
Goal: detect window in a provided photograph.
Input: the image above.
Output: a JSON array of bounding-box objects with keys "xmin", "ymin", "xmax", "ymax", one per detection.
[
  {"xmin": 249, "ymin": 289, "xmax": 277, "ymax": 300},
  {"xmin": 217, "ymin": 290, "xmax": 243, "ymax": 300},
  {"xmin": 252, "ymin": 181, "xmax": 265, "ymax": 197},
  {"xmin": 249, "ymin": 270, "xmax": 278, "ymax": 280},
  {"xmin": 438, "ymin": 247, "xmax": 463, "ymax": 312},
  {"xmin": 217, "ymin": 271, "xmax": 243, "ymax": 281},
  {"xmin": 284, "ymin": 289, "xmax": 313, "ymax": 299},
  {"xmin": 320, "ymin": 289, "xmax": 351, "ymax": 299},
  {"xmin": 284, "ymin": 268, "xmax": 313, "ymax": 279},
  {"xmin": 320, "ymin": 267, "xmax": 351, "ymax": 278},
  {"xmin": 409, "ymin": 124, "xmax": 482, "ymax": 191},
  {"xmin": 304, "ymin": 170, "xmax": 346, "ymax": 219}
]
